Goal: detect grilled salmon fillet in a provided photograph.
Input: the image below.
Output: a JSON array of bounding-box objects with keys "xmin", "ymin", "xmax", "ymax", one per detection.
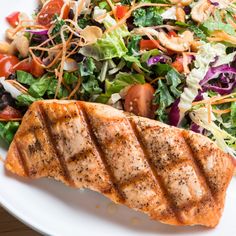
[{"xmin": 5, "ymin": 100, "xmax": 235, "ymax": 227}]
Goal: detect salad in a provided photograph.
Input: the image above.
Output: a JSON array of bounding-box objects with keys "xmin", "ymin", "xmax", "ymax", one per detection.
[{"xmin": 1, "ymin": 0, "xmax": 236, "ymax": 159}]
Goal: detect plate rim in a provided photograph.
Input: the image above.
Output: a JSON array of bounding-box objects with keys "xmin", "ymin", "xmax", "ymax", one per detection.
[{"xmin": 0, "ymin": 193, "xmax": 49, "ymax": 235}]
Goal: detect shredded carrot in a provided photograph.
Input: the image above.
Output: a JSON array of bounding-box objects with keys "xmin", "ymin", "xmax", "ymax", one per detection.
[
  {"xmin": 68, "ymin": 78, "xmax": 81, "ymax": 99},
  {"xmin": 192, "ymin": 92, "xmax": 236, "ymax": 106},
  {"xmin": 55, "ymin": 25, "xmax": 69, "ymax": 98},
  {"xmin": 212, "ymin": 108, "xmax": 231, "ymax": 114},
  {"xmin": 212, "ymin": 98, "xmax": 236, "ymax": 105},
  {"xmin": 0, "ymin": 118, "xmax": 22, "ymax": 121},
  {"xmin": 150, "ymin": 77, "xmax": 165, "ymax": 84}
]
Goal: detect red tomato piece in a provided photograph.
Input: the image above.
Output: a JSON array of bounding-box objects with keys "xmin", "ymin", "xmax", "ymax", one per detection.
[
  {"xmin": 30, "ymin": 58, "xmax": 45, "ymax": 78},
  {"xmin": 171, "ymin": 57, "xmax": 184, "ymax": 73},
  {"xmin": 0, "ymin": 106, "xmax": 22, "ymax": 120},
  {"xmin": 124, "ymin": 83, "xmax": 156, "ymax": 118},
  {"xmin": 37, "ymin": 0, "xmax": 69, "ymax": 27},
  {"xmin": 0, "ymin": 54, "xmax": 19, "ymax": 77},
  {"xmin": 140, "ymin": 39, "xmax": 161, "ymax": 50},
  {"xmin": 116, "ymin": 5, "xmax": 129, "ymax": 20},
  {"xmin": 6, "ymin": 11, "xmax": 20, "ymax": 28}
]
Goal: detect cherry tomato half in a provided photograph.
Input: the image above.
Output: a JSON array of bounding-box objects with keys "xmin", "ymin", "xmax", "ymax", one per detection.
[
  {"xmin": 14, "ymin": 60, "xmax": 31, "ymax": 72},
  {"xmin": 37, "ymin": 0, "xmax": 69, "ymax": 27},
  {"xmin": 14, "ymin": 58, "xmax": 45, "ymax": 77},
  {"xmin": 0, "ymin": 54, "xmax": 19, "ymax": 77},
  {"xmin": 124, "ymin": 83, "xmax": 156, "ymax": 119},
  {"xmin": 0, "ymin": 105, "xmax": 22, "ymax": 120}
]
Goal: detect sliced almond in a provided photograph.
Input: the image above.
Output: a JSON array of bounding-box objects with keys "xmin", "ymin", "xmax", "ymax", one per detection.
[
  {"xmin": 15, "ymin": 35, "xmax": 29, "ymax": 58},
  {"xmin": 80, "ymin": 26, "xmax": 103, "ymax": 45},
  {"xmin": 0, "ymin": 41, "xmax": 11, "ymax": 54}
]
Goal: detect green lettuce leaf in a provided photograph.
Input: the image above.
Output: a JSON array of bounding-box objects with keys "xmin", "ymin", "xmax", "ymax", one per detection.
[
  {"xmin": 140, "ymin": 49, "xmax": 159, "ymax": 63},
  {"xmin": 231, "ymin": 102, "xmax": 236, "ymax": 127},
  {"xmin": 17, "ymin": 72, "xmax": 68, "ymax": 101},
  {"xmin": 106, "ymin": 72, "xmax": 145, "ymax": 95},
  {"xmin": 16, "ymin": 94, "xmax": 42, "ymax": 106},
  {"xmin": 79, "ymin": 14, "xmax": 129, "ymax": 60},
  {"xmin": 28, "ymin": 77, "xmax": 51, "ymax": 98},
  {"xmin": 96, "ymin": 72, "xmax": 145, "ymax": 103},
  {"xmin": 64, "ymin": 72, "xmax": 79, "ymax": 85},
  {"xmin": 46, "ymin": 79, "xmax": 69, "ymax": 99},
  {"xmin": 81, "ymin": 76, "xmax": 102, "ymax": 96},
  {"xmin": 0, "ymin": 121, "xmax": 20, "ymax": 145},
  {"xmin": 123, "ymin": 55, "xmax": 150, "ymax": 73},
  {"xmin": 127, "ymin": 35, "xmax": 141, "ymax": 55},
  {"xmin": 16, "ymin": 70, "xmax": 36, "ymax": 85}
]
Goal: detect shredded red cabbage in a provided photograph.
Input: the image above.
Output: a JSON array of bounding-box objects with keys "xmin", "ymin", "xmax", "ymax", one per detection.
[
  {"xmin": 190, "ymin": 122, "xmax": 204, "ymax": 134},
  {"xmin": 209, "ymin": 0, "xmax": 219, "ymax": 6},
  {"xmin": 200, "ymin": 64, "xmax": 236, "ymax": 95},
  {"xmin": 147, "ymin": 55, "xmax": 171, "ymax": 66},
  {"xmin": 168, "ymin": 99, "xmax": 180, "ymax": 127},
  {"xmin": 203, "ymin": 82, "xmax": 236, "ymax": 95}
]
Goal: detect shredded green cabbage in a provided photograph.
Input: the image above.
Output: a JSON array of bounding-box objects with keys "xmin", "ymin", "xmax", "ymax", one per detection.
[
  {"xmin": 190, "ymin": 107, "xmax": 236, "ymax": 157},
  {"xmin": 178, "ymin": 42, "xmax": 235, "ymax": 123}
]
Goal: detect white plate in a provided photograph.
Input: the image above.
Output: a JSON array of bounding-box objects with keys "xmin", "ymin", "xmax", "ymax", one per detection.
[{"xmin": 0, "ymin": 1, "xmax": 236, "ymax": 236}]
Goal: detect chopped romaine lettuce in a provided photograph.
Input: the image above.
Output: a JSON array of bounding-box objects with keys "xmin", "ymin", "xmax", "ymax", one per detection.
[
  {"xmin": 28, "ymin": 77, "xmax": 51, "ymax": 98},
  {"xmin": 231, "ymin": 102, "xmax": 236, "ymax": 127},
  {"xmin": 0, "ymin": 121, "xmax": 20, "ymax": 145},
  {"xmin": 17, "ymin": 70, "xmax": 36, "ymax": 86},
  {"xmin": 106, "ymin": 72, "xmax": 145, "ymax": 95},
  {"xmin": 80, "ymin": 13, "xmax": 129, "ymax": 60},
  {"xmin": 97, "ymin": 72, "xmax": 145, "ymax": 103},
  {"xmin": 190, "ymin": 107, "xmax": 236, "ymax": 157},
  {"xmin": 123, "ymin": 55, "xmax": 150, "ymax": 73},
  {"xmin": 16, "ymin": 94, "xmax": 42, "ymax": 106}
]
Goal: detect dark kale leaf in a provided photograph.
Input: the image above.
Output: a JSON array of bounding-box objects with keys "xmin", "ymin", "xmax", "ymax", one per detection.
[{"xmin": 133, "ymin": 7, "xmax": 163, "ymax": 27}]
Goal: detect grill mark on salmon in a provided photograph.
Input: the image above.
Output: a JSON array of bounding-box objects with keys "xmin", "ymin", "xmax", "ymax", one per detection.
[
  {"xmin": 14, "ymin": 141, "xmax": 29, "ymax": 176},
  {"xmin": 129, "ymin": 118, "xmax": 182, "ymax": 224},
  {"xmin": 182, "ymin": 132, "xmax": 214, "ymax": 199},
  {"xmin": 78, "ymin": 102, "xmax": 125, "ymax": 202},
  {"xmin": 5, "ymin": 100, "xmax": 235, "ymax": 227},
  {"xmin": 37, "ymin": 103, "xmax": 74, "ymax": 186}
]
